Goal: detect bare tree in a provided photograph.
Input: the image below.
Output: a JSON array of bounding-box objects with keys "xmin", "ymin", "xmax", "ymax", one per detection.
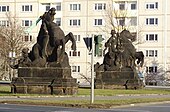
[
  {"xmin": 79, "ymin": 73, "xmax": 91, "ymax": 84},
  {"xmin": 102, "ymin": 2, "xmax": 146, "ymax": 43},
  {"xmin": 145, "ymin": 60, "xmax": 166, "ymax": 86},
  {"xmin": 0, "ymin": 12, "xmax": 31, "ymax": 80},
  {"xmin": 102, "ymin": 3, "xmax": 129, "ymax": 34}
]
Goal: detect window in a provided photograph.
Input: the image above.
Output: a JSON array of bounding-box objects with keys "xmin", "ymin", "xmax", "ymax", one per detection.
[
  {"xmin": 146, "ymin": 50, "xmax": 158, "ymax": 57},
  {"xmin": 115, "ymin": 1, "xmax": 136, "ymax": 10},
  {"xmin": 146, "ymin": 2, "xmax": 158, "ymax": 9},
  {"xmin": 146, "ymin": 66, "xmax": 157, "ymax": 73},
  {"xmin": 130, "ymin": 17, "xmax": 137, "ymax": 26},
  {"xmin": 118, "ymin": 17, "xmax": 125, "ymax": 26},
  {"xmin": 56, "ymin": 3, "xmax": 61, "ymax": 11},
  {"xmin": 119, "ymin": 4, "xmax": 125, "ymax": 10},
  {"xmin": 30, "ymin": 35, "xmax": 32, "ymax": 41},
  {"xmin": 74, "ymin": 35, "xmax": 81, "ymax": 42},
  {"xmin": 41, "ymin": 3, "xmax": 50, "ymax": 11},
  {"xmin": 22, "ymin": 20, "xmax": 32, "ymax": 27},
  {"xmin": 24, "ymin": 36, "xmax": 29, "ymax": 41},
  {"xmin": 69, "ymin": 51, "xmax": 80, "ymax": 57},
  {"xmin": 56, "ymin": 18, "xmax": 61, "ymax": 26},
  {"xmin": 70, "ymin": 4, "xmax": 81, "ymax": 11},
  {"xmin": 146, "ymin": 18, "xmax": 158, "ymax": 25},
  {"xmin": 22, "ymin": 5, "xmax": 32, "ymax": 12},
  {"xmin": 131, "ymin": 4, "xmax": 136, "ymax": 10},
  {"xmin": 94, "ymin": 19, "xmax": 103, "ymax": 26},
  {"xmin": 146, "ymin": 34, "xmax": 158, "ymax": 41},
  {"xmin": 24, "ymin": 35, "xmax": 32, "ymax": 42},
  {"xmin": 70, "ymin": 19, "xmax": 80, "ymax": 26},
  {"xmin": 46, "ymin": 5, "xmax": 50, "ymax": 11},
  {"xmin": 72, "ymin": 66, "xmax": 80, "ymax": 72},
  {"xmin": 0, "ymin": 6, "xmax": 9, "ymax": 12},
  {"xmin": 94, "ymin": 3, "xmax": 106, "ymax": 10},
  {"xmin": 130, "ymin": 1, "xmax": 137, "ymax": 10},
  {"xmin": 118, "ymin": 2, "xmax": 125, "ymax": 10},
  {"xmin": 0, "ymin": 20, "xmax": 9, "ymax": 27}
]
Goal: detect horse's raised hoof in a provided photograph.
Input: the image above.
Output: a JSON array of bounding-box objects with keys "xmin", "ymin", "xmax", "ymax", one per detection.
[{"xmin": 71, "ymin": 44, "xmax": 76, "ymax": 51}]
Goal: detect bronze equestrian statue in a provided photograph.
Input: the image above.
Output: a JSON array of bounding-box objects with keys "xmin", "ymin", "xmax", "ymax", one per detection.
[
  {"xmin": 98, "ymin": 29, "xmax": 144, "ymax": 71},
  {"xmin": 13, "ymin": 8, "xmax": 76, "ymax": 68}
]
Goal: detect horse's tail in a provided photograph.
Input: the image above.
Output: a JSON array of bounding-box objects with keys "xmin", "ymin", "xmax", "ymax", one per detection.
[
  {"xmin": 140, "ymin": 52, "xmax": 144, "ymax": 67},
  {"xmin": 135, "ymin": 51, "xmax": 144, "ymax": 67}
]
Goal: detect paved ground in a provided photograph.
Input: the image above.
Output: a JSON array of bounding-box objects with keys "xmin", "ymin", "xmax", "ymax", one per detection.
[
  {"xmin": 0, "ymin": 85, "xmax": 170, "ymax": 110},
  {"xmin": 0, "ymin": 89, "xmax": 170, "ymax": 111},
  {"xmin": 0, "ymin": 102, "xmax": 170, "ymax": 112},
  {"xmin": 114, "ymin": 102, "xmax": 170, "ymax": 112}
]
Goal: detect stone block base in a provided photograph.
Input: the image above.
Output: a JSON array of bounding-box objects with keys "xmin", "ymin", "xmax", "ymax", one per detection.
[
  {"xmin": 11, "ymin": 67, "xmax": 78, "ymax": 95},
  {"xmin": 95, "ymin": 70, "xmax": 144, "ymax": 89},
  {"xmin": 11, "ymin": 77, "xmax": 78, "ymax": 95}
]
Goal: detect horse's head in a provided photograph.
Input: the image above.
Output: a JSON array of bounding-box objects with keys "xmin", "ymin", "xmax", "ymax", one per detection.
[
  {"xmin": 22, "ymin": 48, "xmax": 29, "ymax": 58},
  {"xmin": 40, "ymin": 8, "xmax": 56, "ymax": 22},
  {"xmin": 120, "ymin": 29, "xmax": 135, "ymax": 41}
]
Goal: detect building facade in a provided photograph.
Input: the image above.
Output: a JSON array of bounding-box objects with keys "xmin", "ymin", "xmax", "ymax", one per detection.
[{"xmin": 0, "ymin": 0, "xmax": 169, "ymax": 85}]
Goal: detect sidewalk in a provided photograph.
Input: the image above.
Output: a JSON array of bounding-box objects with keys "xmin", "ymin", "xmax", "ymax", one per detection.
[{"xmin": 0, "ymin": 94, "xmax": 170, "ymax": 109}]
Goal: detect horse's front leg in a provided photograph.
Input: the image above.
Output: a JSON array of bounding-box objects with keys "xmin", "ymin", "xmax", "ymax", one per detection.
[{"xmin": 65, "ymin": 32, "xmax": 76, "ymax": 51}]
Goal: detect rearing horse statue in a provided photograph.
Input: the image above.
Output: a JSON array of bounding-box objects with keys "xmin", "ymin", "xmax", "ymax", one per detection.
[
  {"xmin": 28, "ymin": 8, "xmax": 76, "ymax": 67},
  {"xmin": 102, "ymin": 29, "xmax": 144, "ymax": 71}
]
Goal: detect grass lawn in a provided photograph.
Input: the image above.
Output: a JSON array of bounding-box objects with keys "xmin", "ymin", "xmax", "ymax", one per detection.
[
  {"xmin": 1, "ymin": 85, "xmax": 170, "ymax": 96},
  {"xmin": 78, "ymin": 88, "xmax": 170, "ymax": 96},
  {"xmin": 1, "ymin": 85, "xmax": 170, "ymax": 108}
]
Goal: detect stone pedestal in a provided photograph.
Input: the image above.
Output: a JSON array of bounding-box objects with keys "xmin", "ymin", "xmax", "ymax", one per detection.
[
  {"xmin": 95, "ymin": 68, "xmax": 144, "ymax": 89},
  {"xmin": 11, "ymin": 67, "xmax": 78, "ymax": 95}
]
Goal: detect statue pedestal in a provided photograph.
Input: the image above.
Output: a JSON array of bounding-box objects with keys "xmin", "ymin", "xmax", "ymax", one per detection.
[
  {"xmin": 95, "ymin": 68, "xmax": 144, "ymax": 89},
  {"xmin": 11, "ymin": 67, "xmax": 78, "ymax": 95}
]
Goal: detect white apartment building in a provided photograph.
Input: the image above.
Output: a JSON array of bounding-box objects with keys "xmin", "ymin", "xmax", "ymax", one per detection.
[
  {"xmin": 0, "ymin": 0, "xmax": 169, "ymax": 85},
  {"xmin": 138, "ymin": 0, "xmax": 170, "ymax": 85}
]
